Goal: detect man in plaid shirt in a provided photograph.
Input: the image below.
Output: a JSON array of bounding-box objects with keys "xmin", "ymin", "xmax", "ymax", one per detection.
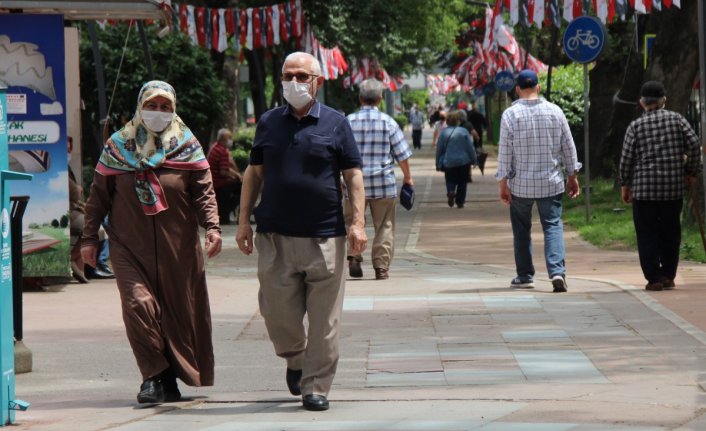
[
  {"xmin": 496, "ymin": 70, "xmax": 582, "ymax": 293},
  {"xmin": 619, "ymin": 80, "xmax": 702, "ymax": 291},
  {"xmin": 346, "ymin": 78, "xmax": 414, "ymax": 280}
]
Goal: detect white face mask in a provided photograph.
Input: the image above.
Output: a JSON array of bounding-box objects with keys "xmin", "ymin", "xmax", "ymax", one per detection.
[
  {"xmin": 282, "ymin": 80, "xmax": 313, "ymax": 110},
  {"xmin": 141, "ymin": 110, "xmax": 174, "ymax": 132}
]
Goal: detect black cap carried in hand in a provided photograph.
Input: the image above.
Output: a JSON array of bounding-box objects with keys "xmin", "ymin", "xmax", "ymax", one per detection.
[
  {"xmin": 640, "ymin": 81, "xmax": 665, "ymax": 98},
  {"xmin": 399, "ymin": 183, "xmax": 415, "ymax": 211}
]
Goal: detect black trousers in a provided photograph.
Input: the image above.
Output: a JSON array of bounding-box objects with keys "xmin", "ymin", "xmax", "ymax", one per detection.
[
  {"xmin": 632, "ymin": 199, "xmax": 682, "ymax": 283},
  {"xmin": 215, "ymin": 181, "xmax": 242, "ymax": 224},
  {"xmin": 412, "ymin": 129, "xmax": 422, "ymax": 149}
]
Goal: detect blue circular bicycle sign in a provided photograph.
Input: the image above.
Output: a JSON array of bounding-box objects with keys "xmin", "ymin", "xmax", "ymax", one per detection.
[
  {"xmin": 494, "ymin": 71, "xmax": 515, "ymax": 92},
  {"xmin": 563, "ymin": 16, "xmax": 606, "ymax": 64}
]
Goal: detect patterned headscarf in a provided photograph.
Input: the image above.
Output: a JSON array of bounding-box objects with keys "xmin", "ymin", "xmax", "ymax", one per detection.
[{"xmin": 96, "ymin": 81, "xmax": 209, "ymax": 215}]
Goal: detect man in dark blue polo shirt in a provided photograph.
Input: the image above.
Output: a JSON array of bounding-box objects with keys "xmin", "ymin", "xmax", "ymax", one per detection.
[{"xmin": 236, "ymin": 52, "xmax": 367, "ymax": 412}]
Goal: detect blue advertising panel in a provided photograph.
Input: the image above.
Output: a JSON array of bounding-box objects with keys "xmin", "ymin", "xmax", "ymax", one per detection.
[
  {"xmin": 0, "ymin": 15, "xmax": 69, "ymax": 277},
  {"xmin": 563, "ymin": 16, "xmax": 606, "ymax": 64}
]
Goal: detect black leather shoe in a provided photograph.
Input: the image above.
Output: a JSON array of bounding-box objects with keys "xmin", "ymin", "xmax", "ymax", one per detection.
[
  {"xmin": 93, "ymin": 264, "xmax": 115, "ymax": 279},
  {"xmin": 137, "ymin": 378, "xmax": 165, "ymax": 403},
  {"xmin": 161, "ymin": 369, "xmax": 182, "ymax": 402},
  {"xmin": 286, "ymin": 368, "xmax": 302, "ymax": 396},
  {"xmin": 302, "ymin": 394, "xmax": 329, "ymax": 411}
]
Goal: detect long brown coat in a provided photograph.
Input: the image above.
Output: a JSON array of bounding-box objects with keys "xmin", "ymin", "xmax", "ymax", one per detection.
[{"xmin": 83, "ymin": 168, "xmax": 220, "ymax": 386}]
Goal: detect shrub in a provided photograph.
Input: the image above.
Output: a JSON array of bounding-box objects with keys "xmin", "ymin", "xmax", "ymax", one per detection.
[
  {"xmin": 233, "ymin": 127, "xmax": 257, "ymax": 151},
  {"xmin": 394, "ymin": 114, "xmax": 408, "ymax": 129},
  {"xmin": 231, "ymin": 147, "xmax": 251, "ymax": 172}
]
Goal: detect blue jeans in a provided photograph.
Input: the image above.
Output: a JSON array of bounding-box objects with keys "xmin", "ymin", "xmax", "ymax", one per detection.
[{"xmin": 509, "ymin": 194, "xmax": 565, "ymax": 281}]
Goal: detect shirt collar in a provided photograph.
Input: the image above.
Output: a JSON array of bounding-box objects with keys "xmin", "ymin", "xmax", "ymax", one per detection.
[{"xmin": 283, "ymin": 100, "xmax": 321, "ymax": 119}]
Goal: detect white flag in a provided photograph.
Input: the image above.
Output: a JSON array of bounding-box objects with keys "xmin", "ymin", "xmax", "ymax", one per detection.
[
  {"xmin": 217, "ymin": 9, "xmax": 227, "ymax": 53},
  {"xmin": 563, "ymin": 0, "xmax": 574, "ymax": 22},
  {"xmin": 673, "ymin": 0, "xmax": 681, "ymax": 7},
  {"xmin": 246, "ymin": 8, "xmax": 253, "ymax": 50},
  {"xmin": 533, "ymin": 0, "xmax": 544, "ymax": 29},
  {"xmin": 510, "ymin": 0, "xmax": 520, "ymax": 25},
  {"xmin": 272, "ymin": 6, "xmax": 280, "ymax": 45},
  {"xmin": 596, "ymin": 0, "xmax": 608, "ymax": 23},
  {"xmin": 634, "ymin": 0, "xmax": 646, "ymax": 13},
  {"xmin": 186, "ymin": 5, "xmax": 198, "ymax": 45}
]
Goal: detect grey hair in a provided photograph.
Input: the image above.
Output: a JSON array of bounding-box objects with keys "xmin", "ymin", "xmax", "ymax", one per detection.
[
  {"xmin": 458, "ymin": 109, "xmax": 467, "ymax": 121},
  {"xmin": 641, "ymin": 96, "xmax": 666, "ymax": 108},
  {"xmin": 358, "ymin": 78, "xmax": 384, "ymax": 105},
  {"xmin": 216, "ymin": 128, "xmax": 232, "ymax": 141},
  {"xmin": 282, "ymin": 51, "xmax": 322, "ymax": 76}
]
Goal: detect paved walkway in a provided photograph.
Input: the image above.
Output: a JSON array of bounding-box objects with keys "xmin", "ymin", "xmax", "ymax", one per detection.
[{"xmin": 11, "ymin": 128, "xmax": 706, "ymax": 430}]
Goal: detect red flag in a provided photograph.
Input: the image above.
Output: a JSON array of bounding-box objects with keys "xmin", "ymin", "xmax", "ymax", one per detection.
[
  {"xmin": 279, "ymin": 3, "xmax": 289, "ymax": 43},
  {"xmin": 266, "ymin": 6, "xmax": 274, "ymax": 47},
  {"xmin": 225, "ymin": 7, "xmax": 235, "ymax": 36},
  {"xmin": 252, "ymin": 7, "xmax": 262, "ymax": 49},
  {"xmin": 291, "ymin": 0, "xmax": 300, "ymax": 38},
  {"xmin": 644, "ymin": 0, "xmax": 653, "ymax": 11},
  {"xmin": 195, "ymin": 7, "xmax": 206, "ymax": 48},
  {"xmin": 628, "ymin": 0, "xmax": 635, "ymax": 7},
  {"xmin": 573, "ymin": 0, "xmax": 582, "ymax": 17},
  {"xmin": 240, "ymin": 9, "xmax": 247, "ymax": 48},
  {"xmin": 211, "ymin": 9, "xmax": 219, "ymax": 51},
  {"xmin": 664, "ymin": 0, "xmax": 672, "ymax": 6},
  {"xmin": 179, "ymin": 3, "xmax": 188, "ymax": 33},
  {"xmin": 608, "ymin": 0, "xmax": 616, "ymax": 22}
]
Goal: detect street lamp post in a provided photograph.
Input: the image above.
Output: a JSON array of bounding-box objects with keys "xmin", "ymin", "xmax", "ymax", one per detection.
[{"xmin": 699, "ymin": 1, "xmax": 706, "ymax": 212}]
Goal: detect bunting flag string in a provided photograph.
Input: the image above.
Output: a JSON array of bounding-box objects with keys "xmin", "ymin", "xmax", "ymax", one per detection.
[{"xmin": 490, "ymin": 0, "xmax": 680, "ymax": 28}]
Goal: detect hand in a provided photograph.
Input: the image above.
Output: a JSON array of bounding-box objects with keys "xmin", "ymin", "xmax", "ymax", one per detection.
[
  {"xmin": 567, "ymin": 176, "xmax": 580, "ymax": 199},
  {"xmin": 498, "ymin": 180, "xmax": 512, "ymax": 206},
  {"xmin": 236, "ymin": 223, "xmax": 254, "ymax": 255},
  {"xmin": 403, "ymin": 177, "xmax": 414, "ymax": 187},
  {"xmin": 621, "ymin": 186, "xmax": 632, "ymax": 204},
  {"xmin": 80, "ymin": 244, "xmax": 98, "ymax": 268},
  {"xmin": 204, "ymin": 231, "xmax": 222, "ymax": 258},
  {"xmin": 347, "ymin": 224, "xmax": 367, "ymax": 256},
  {"xmin": 685, "ymin": 175, "xmax": 697, "ymax": 187}
]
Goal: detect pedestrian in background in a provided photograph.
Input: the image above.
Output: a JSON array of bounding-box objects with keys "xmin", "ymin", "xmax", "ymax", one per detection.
[
  {"xmin": 346, "ymin": 78, "xmax": 414, "ymax": 280},
  {"xmin": 409, "ymin": 104, "xmax": 425, "ymax": 150},
  {"xmin": 431, "ymin": 110, "xmax": 447, "ymax": 148},
  {"xmin": 619, "ymin": 80, "xmax": 702, "ymax": 291},
  {"xmin": 207, "ymin": 128, "xmax": 242, "ymax": 225},
  {"xmin": 496, "ymin": 70, "xmax": 581, "ymax": 292},
  {"xmin": 435, "ymin": 110, "xmax": 476, "ymax": 209},
  {"xmin": 236, "ymin": 52, "xmax": 367, "ymax": 412},
  {"xmin": 81, "ymin": 80, "xmax": 222, "ymax": 404}
]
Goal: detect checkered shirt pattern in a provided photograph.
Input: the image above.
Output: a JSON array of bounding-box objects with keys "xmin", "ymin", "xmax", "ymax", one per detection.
[
  {"xmin": 496, "ymin": 98, "xmax": 581, "ymax": 198},
  {"xmin": 619, "ymin": 109, "xmax": 701, "ymax": 200},
  {"xmin": 347, "ymin": 107, "xmax": 412, "ymax": 199}
]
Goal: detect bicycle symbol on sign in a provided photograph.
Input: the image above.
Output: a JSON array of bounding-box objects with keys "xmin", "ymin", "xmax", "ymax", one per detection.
[{"xmin": 566, "ymin": 29, "xmax": 600, "ymax": 51}]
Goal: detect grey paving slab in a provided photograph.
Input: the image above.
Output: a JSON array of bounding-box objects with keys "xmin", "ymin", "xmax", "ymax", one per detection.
[{"xmin": 513, "ymin": 350, "xmax": 609, "ymax": 383}]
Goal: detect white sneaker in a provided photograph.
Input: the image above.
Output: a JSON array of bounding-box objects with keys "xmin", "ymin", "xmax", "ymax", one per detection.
[
  {"xmin": 551, "ymin": 275, "xmax": 567, "ymax": 293},
  {"xmin": 510, "ymin": 277, "xmax": 534, "ymax": 289}
]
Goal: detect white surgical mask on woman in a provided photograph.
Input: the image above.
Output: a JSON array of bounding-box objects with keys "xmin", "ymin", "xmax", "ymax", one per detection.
[
  {"xmin": 282, "ymin": 81, "xmax": 313, "ymax": 109},
  {"xmin": 141, "ymin": 110, "xmax": 174, "ymax": 132}
]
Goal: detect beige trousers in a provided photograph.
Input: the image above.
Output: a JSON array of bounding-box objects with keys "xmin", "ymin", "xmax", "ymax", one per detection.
[
  {"xmin": 345, "ymin": 197, "xmax": 396, "ymax": 270},
  {"xmin": 255, "ymin": 233, "xmax": 346, "ymax": 396}
]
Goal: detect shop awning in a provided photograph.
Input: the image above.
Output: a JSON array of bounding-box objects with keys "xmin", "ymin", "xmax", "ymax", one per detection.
[{"xmin": 0, "ymin": 0, "xmax": 169, "ymax": 20}]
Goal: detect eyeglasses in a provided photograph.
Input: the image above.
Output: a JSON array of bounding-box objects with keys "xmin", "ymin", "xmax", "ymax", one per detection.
[{"xmin": 281, "ymin": 72, "xmax": 319, "ymax": 83}]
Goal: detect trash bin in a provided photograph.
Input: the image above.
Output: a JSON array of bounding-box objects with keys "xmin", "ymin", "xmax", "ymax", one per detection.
[{"xmin": 9, "ymin": 196, "xmax": 29, "ymax": 342}]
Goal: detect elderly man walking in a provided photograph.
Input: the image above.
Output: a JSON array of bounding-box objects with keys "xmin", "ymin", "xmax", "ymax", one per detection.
[
  {"xmin": 236, "ymin": 52, "xmax": 367, "ymax": 412},
  {"xmin": 619, "ymin": 80, "xmax": 702, "ymax": 291},
  {"xmin": 496, "ymin": 70, "xmax": 581, "ymax": 293},
  {"xmin": 346, "ymin": 78, "xmax": 413, "ymax": 280}
]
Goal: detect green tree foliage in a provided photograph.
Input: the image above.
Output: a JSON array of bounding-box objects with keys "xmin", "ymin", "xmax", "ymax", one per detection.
[
  {"xmin": 78, "ymin": 23, "xmax": 228, "ymax": 146},
  {"xmin": 401, "ymin": 89, "xmax": 430, "ymax": 112},
  {"xmin": 305, "ymin": 0, "xmax": 469, "ymax": 76},
  {"xmin": 540, "ymin": 64, "xmax": 584, "ymax": 138}
]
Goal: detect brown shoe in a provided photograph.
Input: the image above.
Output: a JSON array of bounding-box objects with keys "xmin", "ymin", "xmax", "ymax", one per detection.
[
  {"xmin": 374, "ymin": 267, "xmax": 389, "ymax": 280},
  {"xmin": 645, "ymin": 281, "xmax": 664, "ymax": 291},
  {"xmin": 659, "ymin": 278, "xmax": 675, "ymax": 290},
  {"xmin": 348, "ymin": 256, "xmax": 363, "ymax": 278}
]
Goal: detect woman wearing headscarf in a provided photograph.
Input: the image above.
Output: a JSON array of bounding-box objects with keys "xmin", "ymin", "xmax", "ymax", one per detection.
[{"xmin": 81, "ymin": 81, "xmax": 222, "ymax": 404}]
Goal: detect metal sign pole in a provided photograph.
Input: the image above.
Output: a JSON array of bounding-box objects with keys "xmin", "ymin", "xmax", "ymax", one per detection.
[
  {"xmin": 583, "ymin": 63, "xmax": 591, "ymax": 223},
  {"xmin": 698, "ymin": 0, "xmax": 706, "ymax": 214}
]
